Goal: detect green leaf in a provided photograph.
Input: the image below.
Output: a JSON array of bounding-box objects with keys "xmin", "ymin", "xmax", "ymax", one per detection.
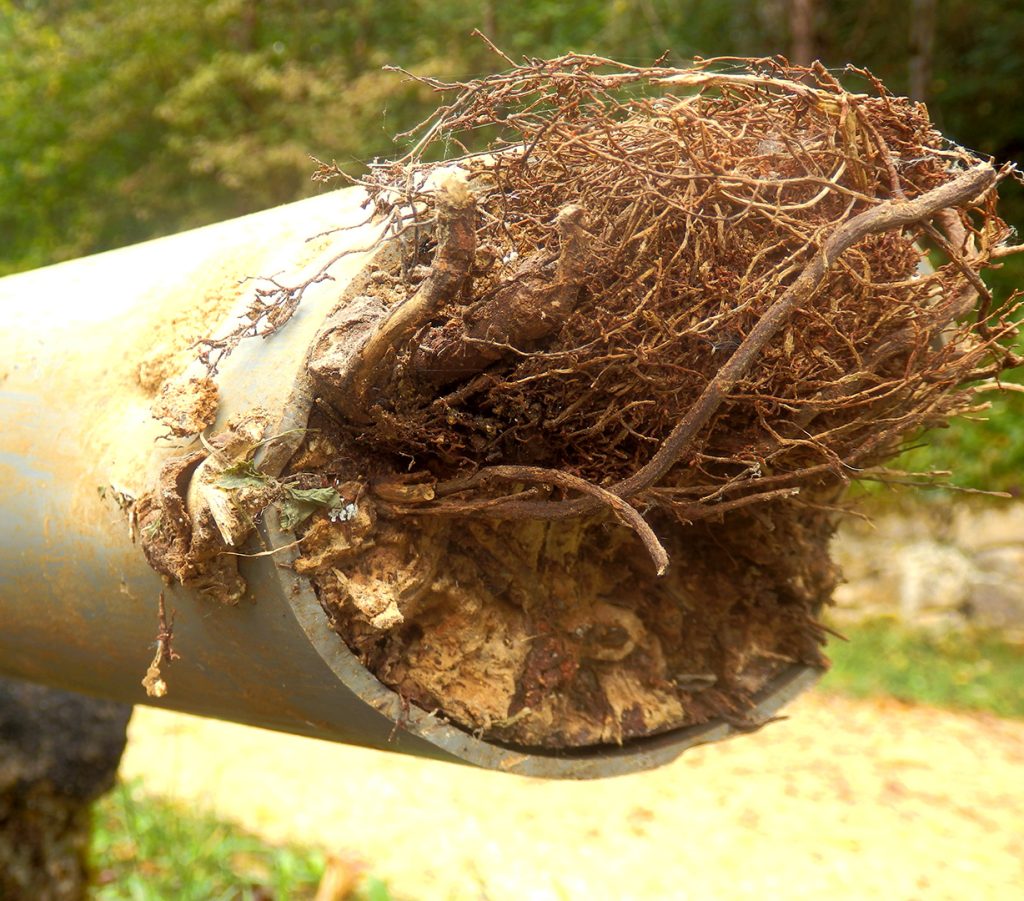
[
  {"xmin": 216, "ymin": 460, "xmax": 268, "ymax": 490},
  {"xmin": 278, "ymin": 486, "xmax": 345, "ymax": 531},
  {"xmin": 287, "ymin": 486, "xmax": 342, "ymax": 507},
  {"xmin": 141, "ymin": 514, "xmax": 163, "ymax": 541}
]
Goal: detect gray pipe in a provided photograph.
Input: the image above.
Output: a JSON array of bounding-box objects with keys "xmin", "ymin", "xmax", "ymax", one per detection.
[{"xmin": 0, "ymin": 188, "xmax": 821, "ymax": 778}]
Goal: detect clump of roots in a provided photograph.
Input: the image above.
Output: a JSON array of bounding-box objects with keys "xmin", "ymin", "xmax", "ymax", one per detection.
[
  {"xmin": 172, "ymin": 54, "xmax": 1023, "ymax": 751},
  {"xmin": 309, "ymin": 55, "xmax": 1020, "ymax": 537}
]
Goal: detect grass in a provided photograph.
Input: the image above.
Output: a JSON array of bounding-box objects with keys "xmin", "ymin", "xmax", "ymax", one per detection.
[
  {"xmin": 820, "ymin": 618, "xmax": 1024, "ymax": 718},
  {"xmin": 87, "ymin": 621, "xmax": 1020, "ymax": 899},
  {"xmin": 90, "ymin": 780, "xmax": 395, "ymax": 901}
]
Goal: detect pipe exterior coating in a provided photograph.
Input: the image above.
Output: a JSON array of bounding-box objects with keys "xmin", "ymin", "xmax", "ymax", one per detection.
[{"xmin": 0, "ymin": 188, "xmax": 822, "ymax": 777}]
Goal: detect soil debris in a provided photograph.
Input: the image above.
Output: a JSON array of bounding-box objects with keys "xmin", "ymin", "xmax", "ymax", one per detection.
[
  {"xmin": 151, "ymin": 374, "xmax": 220, "ymax": 437},
  {"xmin": 135, "ymin": 259, "xmax": 256, "ymax": 393},
  {"xmin": 299, "ymin": 456, "xmax": 835, "ymax": 747},
  {"xmin": 138, "ymin": 411, "xmax": 271, "ymax": 604}
]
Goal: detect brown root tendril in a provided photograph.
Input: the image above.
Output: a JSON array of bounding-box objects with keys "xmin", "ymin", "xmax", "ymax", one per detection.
[{"xmin": 302, "ymin": 54, "xmax": 1021, "ymax": 572}]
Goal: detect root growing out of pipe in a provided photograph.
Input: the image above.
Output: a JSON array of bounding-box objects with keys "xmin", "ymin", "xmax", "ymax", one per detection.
[{"xmin": 141, "ymin": 55, "xmax": 1022, "ymax": 750}]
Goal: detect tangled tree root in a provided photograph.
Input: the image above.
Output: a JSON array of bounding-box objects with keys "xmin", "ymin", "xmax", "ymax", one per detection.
[{"xmin": 143, "ymin": 54, "xmax": 1022, "ymax": 750}]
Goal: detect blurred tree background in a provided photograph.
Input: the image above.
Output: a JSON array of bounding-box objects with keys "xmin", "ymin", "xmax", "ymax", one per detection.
[{"xmin": 2, "ymin": 0, "xmax": 1022, "ymax": 488}]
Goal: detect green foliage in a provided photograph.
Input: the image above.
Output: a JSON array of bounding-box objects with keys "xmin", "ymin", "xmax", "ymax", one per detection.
[
  {"xmin": 278, "ymin": 485, "xmax": 349, "ymax": 530},
  {"xmin": 91, "ymin": 780, "xmax": 323, "ymax": 899},
  {"xmin": 821, "ymin": 619, "xmax": 1024, "ymax": 718},
  {"xmin": 216, "ymin": 459, "xmax": 271, "ymax": 489},
  {"xmin": 5, "ymin": 0, "xmax": 1019, "ymax": 275},
  {"xmin": 362, "ymin": 877, "xmax": 398, "ymax": 901},
  {"xmin": 214, "ymin": 456, "xmax": 353, "ymax": 529},
  {"xmin": 91, "ymin": 780, "xmax": 395, "ymax": 900}
]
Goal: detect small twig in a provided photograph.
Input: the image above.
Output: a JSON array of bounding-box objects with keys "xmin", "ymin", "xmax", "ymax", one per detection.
[
  {"xmin": 466, "ymin": 465, "xmax": 670, "ymax": 574},
  {"xmin": 141, "ymin": 591, "xmax": 180, "ymax": 699},
  {"xmin": 196, "ymin": 223, "xmax": 393, "ymax": 376},
  {"xmin": 470, "ymin": 28, "xmax": 517, "ymax": 67}
]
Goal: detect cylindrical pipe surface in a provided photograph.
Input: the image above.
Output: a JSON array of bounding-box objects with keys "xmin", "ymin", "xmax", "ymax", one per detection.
[{"xmin": 0, "ymin": 189, "xmax": 821, "ymax": 777}]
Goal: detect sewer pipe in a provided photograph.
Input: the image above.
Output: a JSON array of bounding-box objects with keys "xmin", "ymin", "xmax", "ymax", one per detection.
[{"xmin": 0, "ymin": 187, "xmax": 821, "ymax": 778}]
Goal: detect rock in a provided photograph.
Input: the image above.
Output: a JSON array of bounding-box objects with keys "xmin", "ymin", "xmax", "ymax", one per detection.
[{"xmin": 0, "ymin": 678, "xmax": 131, "ymax": 901}]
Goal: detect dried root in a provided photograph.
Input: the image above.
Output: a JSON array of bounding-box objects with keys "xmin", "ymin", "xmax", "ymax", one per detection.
[
  {"xmin": 300, "ymin": 56, "xmax": 1022, "ymax": 564},
  {"xmin": 292, "ymin": 55, "xmax": 1022, "ymax": 748},
  {"xmin": 147, "ymin": 54, "xmax": 1023, "ymax": 750},
  {"xmin": 141, "ymin": 592, "xmax": 180, "ymax": 699}
]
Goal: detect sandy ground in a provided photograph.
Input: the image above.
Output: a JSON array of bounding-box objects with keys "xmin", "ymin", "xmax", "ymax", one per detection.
[{"xmin": 120, "ymin": 691, "xmax": 1024, "ymax": 900}]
